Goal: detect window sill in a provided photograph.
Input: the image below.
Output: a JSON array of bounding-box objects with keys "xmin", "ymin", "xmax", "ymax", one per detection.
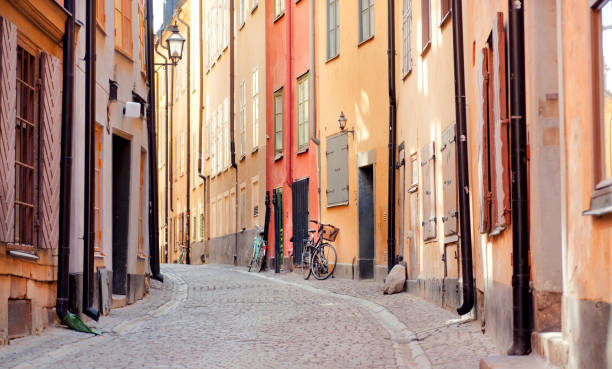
[
  {"xmin": 358, "ymin": 35, "xmax": 375, "ymax": 48},
  {"xmin": 274, "ymin": 153, "xmax": 283, "ymax": 161},
  {"xmin": 407, "ymin": 184, "xmax": 418, "ymax": 193},
  {"xmin": 115, "ymin": 47, "xmax": 134, "ymax": 63},
  {"xmin": 137, "ymin": 253, "xmax": 148, "ymax": 260},
  {"xmin": 421, "ymin": 41, "xmax": 431, "ymax": 57},
  {"xmin": 583, "ymin": 185, "xmax": 612, "ymax": 217},
  {"xmin": 239, "ymin": 154, "xmax": 246, "ymax": 162},
  {"xmin": 251, "ymin": 4, "xmax": 258, "ymax": 14},
  {"xmin": 8, "ymin": 250, "xmax": 39, "ymax": 261},
  {"xmin": 296, "ymin": 146, "xmax": 308, "ymax": 155},
  {"xmin": 440, "ymin": 11, "xmax": 452, "ymax": 28},
  {"xmin": 326, "ymin": 53, "xmax": 340, "ymax": 64},
  {"xmin": 96, "ymin": 22, "xmax": 107, "ymax": 35},
  {"xmin": 273, "ymin": 12, "xmax": 285, "ymax": 23},
  {"xmin": 94, "ymin": 251, "xmax": 106, "ymax": 258},
  {"xmin": 239, "ymin": 22, "xmax": 245, "ymax": 31},
  {"xmin": 251, "ymin": 146, "xmax": 259, "ymax": 154},
  {"xmin": 402, "ymin": 68, "xmax": 413, "ymax": 81}
]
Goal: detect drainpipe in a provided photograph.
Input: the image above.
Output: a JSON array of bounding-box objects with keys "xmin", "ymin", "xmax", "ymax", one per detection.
[
  {"xmin": 155, "ymin": 39, "xmax": 169, "ymax": 263},
  {"xmin": 57, "ymin": 0, "xmax": 75, "ymax": 318},
  {"xmin": 285, "ymin": 0, "xmax": 293, "ymax": 189},
  {"xmin": 452, "ymin": 0, "xmax": 475, "ymax": 316},
  {"xmin": 146, "ymin": 0, "xmax": 163, "ymax": 280},
  {"xmin": 507, "ymin": 0, "xmax": 531, "ymax": 355},
  {"xmin": 309, "ymin": 0, "xmax": 321, "ymax": 218},
  {"xmin": 83, "ymin": 0, "xmax": 99, "ymax": 321},
  {"xmin": 386, "ymin": 0, "xmax": 397, "ymax": 272},
  {"xmin": 176, "ymin": 12, "xmax": 191, "ymax": 265},
  {"xmin": 230, "ymin": 0, "xmax": 239, "ymax": 264}
]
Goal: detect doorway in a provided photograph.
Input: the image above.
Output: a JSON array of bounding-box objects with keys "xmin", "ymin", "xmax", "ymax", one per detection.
[
  {"xmin": 358, "ymin": 165, "xmax": 374, "ymax": 279},
  {"xmin": 292, "ymin": 178, "xmax": 309, "ymax": 264},
  {"xmin": 112, "ymin": 134, "xmax": 131, "ymax": 295}
]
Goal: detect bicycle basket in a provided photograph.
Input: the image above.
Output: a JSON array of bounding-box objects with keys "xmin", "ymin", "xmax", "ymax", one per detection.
[{"xmin": 321, "ymin": 224, "xmax": 339, "ymax": 241}]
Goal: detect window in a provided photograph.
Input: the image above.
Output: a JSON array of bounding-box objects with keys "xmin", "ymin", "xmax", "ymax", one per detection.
[
  {"xmin": 421, "ymin": 0, "xmax": 430, "ymax": 52},
  {"xmin": 594, "ymin": 0, "xmax": 612, "ymax": 188},
  {"xmin": 240, "ymin": 81, "xmax": 246, "ymax": 158},
  {"xmin": 224, "ymin": 0, "xmax": 229, "ymax": 48},
  {"xmin": 217, "ymin": 104, "xmax": 222, "ymax": 171},
  {"xmin": 359, "ymin": 0, "xmax": 375, "ymax": 43},
  {"xmin": 252, "ymin": 177, "xmax": 259, "ymax": 218},
  {"xmin": 217, "ymin": 0, "xmax": 222, "ymax": 53},
  {"xmin": 94, "ymin": 125, "xmax": 103, "ymax": 253},
  {"xmin": 274, "ymin": 89, "xmax": 284, "ymax": 158},
  {"xmin": 478, "ymin": 13, "xmax": 510, "ymax": 235},
  {"xmin": 97, "ymin": 0, "xmax": 106, "ymax": 29},
  {"xmin": 224, "ymin": 98, "xmax": 229, "ymax": 167},
  {"xmin": 441, "ymin": 123, "xmax": 457, "ymax": 237},
  {"xmin": 240, "ymin": 185, "xmax": 247, "ymax": 230},
  {"xmin": 138, "ymin": 151, "xmax": 146, "ymax": 256},
  {"xmin": 274, "ymin": 0, "xmax": 285, "ymax": 19},
  {"xmin": 297, "ymin": 75, "xmax": 309, "ymax": 152},
  {"xmin": 421, "ymin": 141, "xmax": 436, "ymax": 241},
  {"xmin": 180, "ymin": 130, "xmax": 185, "ymax": 175},
  {"xmin": 138, "ymin": 0, "xmax": 145, "ymax": 69},
  {"xmin": 440, "ymin": 0, "xmax": 451, "ymax": 24},
  {"xmin": 14, "ymin": 47, "xmax": 38, "ymax": 247},
  {"xmin": 114, "ymin": 0, "xmax": 133, "ymax": 56},
  {"xmin": 252, "ymin": 68, "xmax": 260, "ymax": 150},
  {"xmin": 403, "ymin": 0, "xmax": 413, "ymax": 76},
  {"xmin": 327, "ymin": 0, "xmax": 339, "ymax": 59},
  {"xmin": 211, "ymin": 110, "xmax": 216, "ymax": 173},
  {"xmin": 239, "ymin": 0, "xmax": 246, "ymax": 27}
]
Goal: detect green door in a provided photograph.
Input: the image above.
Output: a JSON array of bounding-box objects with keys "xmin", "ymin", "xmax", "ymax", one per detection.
[{"xmin": 275, "ymin": 188, "xmax": 284, "ymax": 270}]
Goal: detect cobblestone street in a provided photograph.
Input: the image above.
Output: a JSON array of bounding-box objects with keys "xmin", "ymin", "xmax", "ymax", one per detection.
[{"xmin": 0, "ymin": 265, "xmax": 497, "ymax": 369}]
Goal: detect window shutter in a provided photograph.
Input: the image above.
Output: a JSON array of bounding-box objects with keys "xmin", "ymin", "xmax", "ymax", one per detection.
[
  {"xmin": 0, "ymin": 17, "xmax": 16, "ymax": 243},
  {"xmin": 441, "ymin": 123, "xmax": 457, "ymax": 237},
  {"xmin": 421, "ymin": 141, "xmax": 436, "ymax": 241},
  {"xmin": 39, "ymin": 52, "xmax": 62, "ymax": 249},
  {"xmin": 479, "ymin": 48, "xmax": 492, "ymax": 234},
  {"xmin": 491, "ymin": 12, "xmax": 510, "ymax": 233},
  {"xmin": 326, "ymin": 132, "xmax": 349, "ymax": 207}
]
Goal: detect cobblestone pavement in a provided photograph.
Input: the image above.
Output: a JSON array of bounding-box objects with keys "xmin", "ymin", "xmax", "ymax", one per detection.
[{"xmin": 0, "ymin": 264, "xmax": 497, "ymax": 369}]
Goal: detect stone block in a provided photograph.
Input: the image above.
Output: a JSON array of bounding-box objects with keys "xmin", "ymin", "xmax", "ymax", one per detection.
[{"xmin": 7, "ymin": 299, "xmax": 31, "ymax": 339}]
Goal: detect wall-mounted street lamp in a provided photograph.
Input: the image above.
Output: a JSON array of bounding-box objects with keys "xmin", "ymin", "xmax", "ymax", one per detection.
[
  {"xmin": 338, "ymin": 111, "xmax": 354, "ymax": 135},
  {"xmin": 155, "ymin": 23, "xmax": 185, "ymax": 66}
]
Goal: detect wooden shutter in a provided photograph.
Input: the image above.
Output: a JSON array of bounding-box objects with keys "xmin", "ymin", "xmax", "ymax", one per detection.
[
  {"xmin": 0, "ymin": 17, "xmax": 16, "ymax": 243},
  {"xmin": 326, "ymin": 132, "xmax": 349, "ymax": 207},
  {"xmin": 479, "ymin": 47, "xmax": 492, "ymax": 234},
  {"xmin": 490, "ymin": 12, "xmax": 510, "ymax": 233},
  {"xmin": 421, "ymin": 142, "xmax": 436, "ymax": 241},
  {"xmin": 441, "ymin": 123, "xmax": 457, "ymax": 237},
  {"xmin": 39, "ymin": 52, "xmax": 62, "ymax": 249}
]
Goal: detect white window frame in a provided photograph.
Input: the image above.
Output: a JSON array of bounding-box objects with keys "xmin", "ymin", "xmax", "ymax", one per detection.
[
  {"xmin": 403, "ymin": 0, "xmax": 413, "ymax": 76},
  {"xmin": 359, "ymin": 0, "xmax": 375, "ymax": 43},
  {"xmin": 239, "ymin": 80, "xmax": 246, "ymax": 158},
  {"xmin": 252, "ymin": 67, "xmax": 259, "ymax": 151},
  {"xmin": 327, "ymin": 0, "xmax": 339, "ymax": 59}
]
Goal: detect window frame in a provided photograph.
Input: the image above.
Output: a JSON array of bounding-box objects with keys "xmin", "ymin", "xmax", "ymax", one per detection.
[
  {"xmin": 274, "ymin": 88, "xmax": 284, "ymax": 159},
  {"xmin": 421, "ymin": 0, "xmax": 431, "ymax": 54},
  {"xmin": 402, "ymin": 0, "xmax": 413, "ymax": 77},
  {"xmin": 297, "ymin": 74, "xmax": 309, "ymax": 152},
  {"xmin": 252, "ymin": 67, "xmax": 260, "ymax": 152},
  {"xmin": 114, "ymin": 0, "xmax": 133, "ymax": 58},
  {"xmin": 97, "ymin": 0, "xmax": 106, "ymax": 30},
  {"xmin": 327, "ymin": 0, "xmax": 340, "ymax": 60},
  {"xmin": 138, "ymin": 0, "xmax": 145, "ymax": 71},
  {"xmin": 440, "ymin": 0, "xmax": 451, "ymax": 26},
  {"xmin": 359, "ymin": 0, "xmax": 375, "ymax": 44},
  {"xmin": 239, "ymin": 80, "xmax": 246, "ymax": 159},
  {"xmin": 274, "ymin": 0, "xmax": 285, "ymax": 21}
]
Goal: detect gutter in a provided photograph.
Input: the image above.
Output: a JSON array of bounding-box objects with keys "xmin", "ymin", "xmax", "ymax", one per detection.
[
  {"xmin": 154, "ymin": 38, "xmax": 169, "ymax": 263},
  {"xmin": 507, "ymin": 0, "xmax": 531, "ymax": 355},
  {"xmin": 83, "ymin": 0, "xmax": 99, "ymax": 321},
  {"xmin": 57, "ymin": 0, "xmax": 75, "ymax": 318},
  {"xmin": 146, "ymin": 0, "xmax": 163, "ymax": 280},
  {"xmin": 452, "ymin": 0, "xmax": 475, "ymax": 316},
  {"xmin": 176, "ymin": 11, "xmax": 191, "ymax": 265},
  {"xmin": 309, "ymin": 0, "xmax": 321, "ymax": 218},
  {"xmin": 386, "ymin": 0, "xmax": 397, "ymax": 272}
]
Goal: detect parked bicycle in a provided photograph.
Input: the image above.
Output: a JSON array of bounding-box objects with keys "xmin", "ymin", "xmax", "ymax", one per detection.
[
  {"xmin": 301, "ymin": 220, "xmax": 338, "ymax": 280},
  {"xmin": 248, "ymin": 226, "xmax": 267, "ymax": 272},
  {"xmin": 177, "ymin": 245, "xmax": 187, "ymax": 264}
]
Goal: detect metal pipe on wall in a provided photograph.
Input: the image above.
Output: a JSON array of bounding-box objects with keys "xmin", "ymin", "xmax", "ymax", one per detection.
[
  {"xmin": 83, "ymin": 0, "xmax": 99, "ymax": 321},
  {"xmin": 146, "ymin": 0, "xmax": 163, "ymax": 280},
  {"xmin": 309, "ymin": 0, "xmax": 321, "ymax": 219},
  {"xmin": 507, "ymin": 0, "xmax": 531, "ymax": 355},
  {"xmin": 452, "ymin": 0, "xmax": 475, "ymax": 316},
  {"xmin": 57, "ymin": 0, "xmax": 75, "ymax": 318},
  {"xmin": 386, "ymin": 0, "xmax": 397, "ymax": 272},
  {"xmin": 176, "ymin": 11, "xmax": 191, "ymax": 265}
]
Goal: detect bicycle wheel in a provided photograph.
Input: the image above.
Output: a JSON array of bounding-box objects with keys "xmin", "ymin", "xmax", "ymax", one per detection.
[
  {"xmin": 302, "ymin": 248, "xmax": 312, "ymax": 280},
  {"xmin": 248, "ymin": 238, "xmax": 259, "ymax": 272},
  {"xmin": 311, "ymin": 243, "xmax": 337, "ymax": 280},
  {"xmin": 254, "ymin": 240, "xmax": 266, "ymax": 272}
]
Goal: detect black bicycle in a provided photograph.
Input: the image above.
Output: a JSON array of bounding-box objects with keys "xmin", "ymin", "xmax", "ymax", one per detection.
[{"xmin": 301, "ymin": 220, "xmax": 338, "ymax": 280}]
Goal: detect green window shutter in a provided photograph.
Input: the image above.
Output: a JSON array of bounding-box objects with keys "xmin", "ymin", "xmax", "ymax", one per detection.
[{"xmin": 326, "ymin": 132, "xmax": 349, "ymax": 207}]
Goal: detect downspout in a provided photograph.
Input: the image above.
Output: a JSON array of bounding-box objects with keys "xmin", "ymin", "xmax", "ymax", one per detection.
[
  {"xmin": 507, "ymin": 0, "xmax": 531, "ymax": 355},
  {"xmin": 57, "ymin": 0, "xmax": 75, "ymax": 319},
  {"xmin": 386, "ymin": 0, "xmax": 397, "ymax": 272},
  {"xmin": 176, "ymin": 12, "xmax": 191, "ymax": 265},
  {"xmin": 230, "ymin": 0, "xmax": 238, "ymax": 264},
  {"xmin": 452, "ymin": 0, "xmax": 475, "ymax": 316},
  {"xmin": 83, "ymin": 0, "xmax": 99, "ymax": 321},
  {"xmin": 309, "ymin": 0, "xmax": 321, "ymax": 218},
  {"xmin": 155, "ymin": 39, "xmax": 169, "ymax": 263},
  {"xmin": 146, "ymin": 0, "xmax": 163, "ymax": 280},
  {"xmin": 285, "ymin": 0, "xmax": 293, "ymax": 189}
]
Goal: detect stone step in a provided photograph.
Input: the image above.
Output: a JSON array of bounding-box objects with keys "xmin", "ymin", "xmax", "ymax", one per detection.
[
  {"xmin": 532, "ymin": 331, "xmax": 568, "ymax": 368},
  {"xmin": 480, "ymin": 354, "xmax": 559, "ymax": 369},
  {"xmin": 111, "ymin": 294, "xmax": 127, "ymax": 309}
]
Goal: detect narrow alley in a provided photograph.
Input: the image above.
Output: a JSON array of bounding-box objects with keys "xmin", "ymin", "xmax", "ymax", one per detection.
[{"xmin": 0, "ymin": 264, "xmax": 496, "ymax": 369}]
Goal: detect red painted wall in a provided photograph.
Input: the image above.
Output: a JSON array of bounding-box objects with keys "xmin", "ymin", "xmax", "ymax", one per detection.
[{"xmin": 266, "ymin": 0, "xmax": 318, "ymax": 264}]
